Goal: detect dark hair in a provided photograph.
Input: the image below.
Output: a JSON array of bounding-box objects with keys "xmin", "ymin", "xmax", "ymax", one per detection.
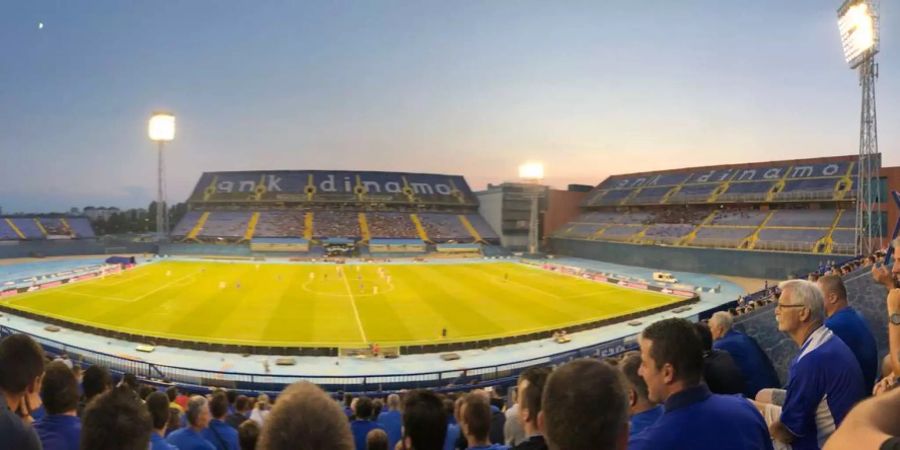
[
  {"xmin": 146, "ymin": 392, "xmax": 170, "ymax": 429},
  {"xmin": 138, "ymin": 385, "xmax": 154, "ymax": 401},
  {"xmin": 344, "ymin": 392, "xmax": 353, "ymax": 407},
  {"xmin": 227, "ymin": 389, "xmax": 238, "ymax": 405},
  {"xmin": 0, "ymin": 334, "xmax": 45, "ymax": 394},
  {"xmin": 235, "ymin": 395, "xmax": 249, "ymax": 412},
  {"xmin": 818, "ymin": 274, "xmax": 848, "ymax": 301},
  {"xmin": 258, "ymin": 382, "xmax": 354, "ymax": 450},
  {"xmin": 693, "ymin": 322, "xmax": 713, "ymax": 353},
  {"xmin": 355, "ymin": 396, "xmax": 373, "ymax": 420},
  {"xmin": 166, "ymin": 386, "xmax": 178, "ymax": 402},
  {"xmin": 518, "ymin": 367, "xmax": 551, "ymax": 424},
  {"xmin": 81, "ymin": 385, "xmax": 153, "ymax": 450},
  {"xmin": 122, "ymin": 373, "xmax": 139, "ymax": 391},
  {"xmin": 402, "ymin": 390, "xmax": 447, "ymax": 450},
  {"xmin": 641, "ymin": 318, "xmax": 704, "ymax": 385},
  {"xmin": 41, "ymin": 361, "xmax": 79, "ymax": 414},
  {"xmin": 167, "ymin": 408, "xmax": 182, "ymax": 434},
  {"xmin": 461, "ymin": 393, "xmax": 491, "ymax": 442},
  {"xmin": 372, "ymin": 399, "xmax": 383, "ymax": 420},
  {"xmin": 541, "ymin": 359, "xmax": 628, "ymax": 450},
  {"xmin": 239, "ymin": 419, "xmax": 260, "ymax": 450},
  {"xmin": 82, "ymin": 365, "xmax": 112, "ymax": 400},
  {"xmin": 210, "ymin": 392, "xmax": 229, "ymax": 418},
  {"xmin": 367, "ymin": 428, "xmax": 389, "ymax": 450},
  {"xmin": 620, "ymin": 354, "xmax": 649, "ymax": 401}
]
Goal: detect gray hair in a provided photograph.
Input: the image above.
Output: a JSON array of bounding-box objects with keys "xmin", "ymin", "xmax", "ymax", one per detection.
[
  {"xmin": 709, "ymin": 311, "xmax": 733, "ymax": 332},
  {"xmin": 186, "ymin": 395, "xmax": 209, "ymax": 426},
  {"xmin": 778, "ymin": 279, "xmax": 825, "ymax": 323},
  {"xmin": 387, "ymin": 393, "xmax": 400, "ymax": 410}
]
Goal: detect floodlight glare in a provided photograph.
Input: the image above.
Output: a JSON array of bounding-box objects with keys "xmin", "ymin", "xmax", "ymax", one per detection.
[
  {"xmin": 148, "ymin": 112, "xmax": 176, "ymax": 142},
  {"xmin": 518, "ymin": 162, "xmax": 544, "ymax": 181},
  {"xmin": 838, "ymin": 0, "xmax": 878, "ymax": 68}
]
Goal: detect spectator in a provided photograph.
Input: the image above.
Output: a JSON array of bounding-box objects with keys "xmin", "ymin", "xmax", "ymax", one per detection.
[
  {"xmin": 203, "ymin": 392, "xmax": 239, "ymax": 450},
  {"xmin": 818, "ymin": 274, "xmax": 879, "ymax": 394},
  {"xmin": 227, "ymin": 395, "xmax": 250, "ymax": 429},
  {"xmin": 146, "ymin": 392, "xmax": 178, "ymax": 450},
  {"xmin": 344, "ymin": 393, "xmax": 355, "ymax": 418},
  {"xmin": 167, "ymin": 386, "xmax": 184, "ymax": 414},
  {"xmin": 237, "ymin": 420, "xmax": 259, "ymax": 450},
  {"xmin": 257, "ymin": 382, "xmax": 354, "ymax": 450},
  {"xmin": 121, "ymin": 373, "xmax": 139, "ymax": 393},
  {"xmin": 373, "ymin": 399, "xmax": 384, "ymax": 420},
  {"xmin": 619, "ymin": 354, "xmax": 662, "ymax": 438},
  {"xmin": 367, "ymin": 428, "xmax": 389, "ymax": 450},
  {"xmin": 401, "ymin": 389, "xmax": 446, "ymax": 450},
  {"xmin": 0, "ymin": 333, "xmax": 45, "ymax": 450},
  {"xmin": 138, "ymin": 385, "xmax": 155, "ymax": 401},
  {"xmin": 249, "ymin": 394, "xmax": 271, "ymax": 426},
  {"xmin": 823, "ymin": 386, "xmax": 900, "ymax": 450},
  {"xmin": 756, "ymin": 280, "xmax": 865, "ymax": 450},
  {"xmin": 167, "ymin": 395, "xmax": 216, "ymax": 450},
  {"xmin": 629, "ymin": 318, "xmax": 772, "ymax": 450},
  {"xmin": 78, "ymin": 365, "xmax": 111, "ymax": 417},
  {"xmin": 167, "ymin": 407, "xmax": 182, "ymax": 437},
  {"xmin": 539, "ymin": 359, "xmax": 627, "ymax": 450},
  {"xmin": 80, "ymin": 385, "xmax": 153, "ymax": 450},
  {"xmin": 226, "ymin": 390, "xmax": 238, "ymax": 415},
  {"xmin": 443, "ymin": 398, "xmax": 461, "ymax": 450},
  {"xmin": 459, "ymin": 393, "xmax": 507, "ymax": 450},
  {"xmin": 511, "ymin": 367, "xmax": 550, "ymax": 450},
  {"xmin": 351, "ymin": 397, "xmax": 384, "ymax": 450},
  {"xmin": 709, "ymin": 311, "xmax": 780, "ymax": 398},
  {"xmin": 377, "ymin": 393, "xmax": 402, "ymax": 450},
  {"xmin": 872, "ymin": 252, "xmax": 900, "ymax": 384},
  {"xmin": 694, "ymin": 322, "xmax": 746, "ymax": 395},
  {"xmin": 34, "ymin": 361, "xmax": 81, "ymax": 450},
  {"xmin": 487, "ymin": 389, "xmax": 506, "ymax": 446},
  {"xmin": 504, "ymin": 388, "xmax": 525, "ymax": 447}
]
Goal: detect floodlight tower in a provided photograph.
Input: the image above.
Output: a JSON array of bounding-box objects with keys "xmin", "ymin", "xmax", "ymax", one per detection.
[
  {"xmin": 838, "ymin": 0, "xmax": 882, "ymax": 255},
  {"xmin": 148, "ymin": 112, "xmax": 175, "ymax": 242},
  {"xmin": 519, "ymin": 162, "xmax": 544, "ymax": 255}
]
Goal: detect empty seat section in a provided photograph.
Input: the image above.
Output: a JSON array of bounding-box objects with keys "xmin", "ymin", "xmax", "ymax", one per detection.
[
  {"xmin": 718, "ymin": 181, "xmax": 773, "ymax": 201},
  {"xmin": 830, "ymin": 229, "xmax": 856, "ymax": 254},
  {"xmin": 766, "ymin": 210, "xmax": 836, "ymax": 228},
  {"xmin": 628, "ymin": 186, "xmax": 671, "ymax": 204},
  {"xmin": 755, "ymin": 229, "xmax": 826, "ymax": 252},
  {"xmin": 67, "ymin": 218, "xmax": 96, "ymax": 238},
  {"xmin": 0, "ymin": 220, "xmax": 18, "ymax": 240},
  {"xmin": 560, "ymin": 223, "xmax": 603, "ymax": 238},
  {"xmin": 419, "ymin": 213, "xmax": 472, "ymax": 242},
  {"xmin": 598, "ymin": 225, "xmax": 642, "ymax": 241},
  {"xmin": 198, "ymin": 212, "xmax": 252, "ymax": 238},
  {"xmin": 709, "ymin": 210, "xmax": 769, "ymax": 227},
  {"xmin": 39, "ymin": 218, "xmax": 67, "ymax": 235},
  {"xmin": 368, "ymin": 212, "xmax": 418, "ymax": 239},
  {"xmin": 171, "ymin": 211, "xmax": 201, "ymax": 237},
  {"xmin": 669, "ymin": 184, "xmax": 717, "ymax": 202},
  {"xmin": 836, "ymin": 211, "xmax": 856, "ymax": 228},
  {"xmin": 643, "ymin": 224, "xmax": 695, "ymax": 243},
  {"xmin": 254, "ymin": 211, "xmax": 306, "ymax": 237},
  {"xmin": 313, "ymin": 211, "xmax": 361, "ymax": 239},
  {"xmin": 465, "ymin": 215, "xmax": 499, "ymax": 240},
  {"xmin": 596, "ymin": 189, "xmax": 632, "ymax": 205},
  {"xmin": 693, "ymin": 227, "xmax": 752, "ymax": 247},
  {"xmin": 10, "ymin": 218, "xmax": 43, "ymax": 239},
  {"xmin": 775, "ymin": 178, "xmax": 839, "ymax": 200}
]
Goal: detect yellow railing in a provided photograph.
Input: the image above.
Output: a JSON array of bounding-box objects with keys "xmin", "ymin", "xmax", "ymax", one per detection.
[
  {"xmin": 358, "ymin": 213, "xmax": 371, "ymax": 242},
  {"xmin": 304, "ymin": 212, "xmax": 314, "ymax": 240}
]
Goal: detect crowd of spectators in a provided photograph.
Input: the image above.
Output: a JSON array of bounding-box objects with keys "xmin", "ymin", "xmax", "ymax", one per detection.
[{"xmin": 367, "ymin": 212, "xmax": 419, "ymax": 239}]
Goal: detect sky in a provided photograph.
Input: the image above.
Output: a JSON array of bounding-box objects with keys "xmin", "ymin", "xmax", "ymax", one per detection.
[{"xmin": 1, "ymin": 0, "xmax": 898, "ymax": 213}]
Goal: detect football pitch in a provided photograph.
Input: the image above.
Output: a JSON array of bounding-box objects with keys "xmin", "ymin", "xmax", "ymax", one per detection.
[{"xmin": 2, "ymin": 261, "xmax": 683, "ymax": 348}]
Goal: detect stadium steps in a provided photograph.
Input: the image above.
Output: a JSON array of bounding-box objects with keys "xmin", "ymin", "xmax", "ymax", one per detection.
[
  {"xmin": 678, "ymin": 210, "xmax": 718, "ymax": 246},
  {"xmin": 304, "ymin": 212, "xmax": 314, "ymax": 240},
  {"xmin": 589, "ymin": 224, "xmax": 613, "ymax": 239},
  {"xmin": 4, "ymin": 218, "xmax": 25, "ymax": 239},
  {"xmin": 765, "ymin": 167, "xmax": 792, "ymax": 202},
  {"xmin": 707, "ymin": 174, "xmax": 736, "ymax": 203},
  {"xmin": 358, "ymin": 213, "xmax": 371, "ymax": 242},
  {"xmin": 818, "ymin": 210, "xmax": 845, "ymax": 253},
  {"xmin": 621, "ymin": 188, "xmax": 641, "ymax": 206},
  {"xmin": 835, "ymin": 175, "xmax": 854, "ymax": 200},
  {"xmin": 185, "ymin": 212, "xmax": 210, "ymax": 241},
  {"xmin": 409, "ymin": 214, "xmax": 431, "ymax": 242},
  {"xmin": 33, "ymin": 219, "xmax": 48, "ymax": 237},
  {"xmin": 59, "ymin": 218, "xmax": 73, "ymax": 236},
  {"xmin": 742, "ymin": 210, "xmax": 775, "ymax": 249},
  {"xmin": 659, "ymin": 185, "xmax": 681, "ymax": 204},
  {"xmin": 240, "ymin": 212, "xmax": 260, "ymax": 243},
  {"xmin": 630, "ymin": 224, "xmax": 652, "ymax": 243},
  {"xmin": 458, "ymin": 215, "xmax": 484, "ymax": 243}
]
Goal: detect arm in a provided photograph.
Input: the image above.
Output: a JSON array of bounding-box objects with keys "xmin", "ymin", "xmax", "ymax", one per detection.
[
  {"xmin": 889, "ymin": 289, "xmax": 900, "ymax": 377},
  {"xmin": 823, "ymin": 387, "xmax": 900, "ymax": 450},
  {"xmin": 769, "ymin": 421, "xmax": 797, "ymax": 444}
]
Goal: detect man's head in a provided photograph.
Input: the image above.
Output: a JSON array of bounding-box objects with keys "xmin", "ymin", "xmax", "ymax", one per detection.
[
  {"xmin": 693, "ymin": 322, "xmax": 714, "ymax": 354},
  {"xmin": 539, "ymin": 359, "xmax": 628, "ymax": 450},
  {"xmin": 185, "ymin": 395, "xmax": 212, "ymax": 429},
  {"xmin": 258, "ymin": 382, "xmax": 354, "ymax": 450},
  {"xmin": 892, "ymin": 237, "xmax": 900, "ymax": 280},
  {"xmin": 387, "ymin": 393, "xmax": 401, "ymax": 411},
  {"xmin": 0, "ymin": 333, "xmax": 45, "ymax": 397},
  {"xmin": 146, "ymin": 392, "xmax": 170, "ymax": 431},
  {"xmin": 402, "ymin": 390, "xmax": 446, "ymax": 450},
  {"xmin": 40, "ymin": 361, "xmax": 79, "ymax": 415},
  {"xmin": 355, "ymin": 396, "xmax": 373, "ymax": 420},
  {"xmin": 619, "ymin": 354, "xmax": 653, "ymax": 415},
  {"xmin": 210, "ymin": 392, "xmax": 229, "ymax": 420},
  {"xmin": 708, "ymin": 311, "xmax": 733, "ymax": 341},
  {"xmin": 166, "ymin": 386, "xmax": 178, "ymax": 403},
  {"xmin": 638, "ymin": 318, "xmax": 704, "ymax": 403},
  {"xmin": 817, "ymin": 274, "xmax": 849, "ymax": 317},
  {"xmin": 82, "ymin": 365, "xmax": 112, "ymax": 401},
  {"xmin": 776, "ymin": 279, "xmax": 826, "ymax": 335},
  {"xmin": 517, "ymin": 366, "xmax": 551, "ymax": 429},
  {"xmin": 459, "ymin": 393, "xmax": 492, "ymax": 444},
  {"xmin": 226, "ymin": 389, "xmax": 237, "ymax": 406},
  {"xmin": 235, "ymin": 395, "xmax": 249, "ymax": 413},
  {"xmin": 121, "ymin": 373, "xmax": 138, "ymax": 392},
  {"xmin": 81, "ymin": 385, "xmax": 153, "ymax": 450},
  {"xmin": 239, "ymin": 420, "xmax": 260, "ymax": 450}
]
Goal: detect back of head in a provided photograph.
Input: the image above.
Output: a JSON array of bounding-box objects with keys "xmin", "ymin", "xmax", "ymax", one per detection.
[
  {"xmin": 122, "ymin": 372, "xmax": 139, "ymax": 391},
  {"xmin": 146, "ymin": 392, "xmax": 171, "ymax": 430},
  {"xmin": 258, "ymin": 381, "xmax": 354, "ymax": 450},
  {"xmin": 41, "ymin": 361, "xmax": 79, "ymax": 415},
  {"xmin": 82, "ymin": 365, "xmax": 112, "ymax": 400},
  {"xmin": 81, "ymin": 385, "xmax": 152, "ymax": 450},
  {"xmin": 460, "ymin": 393, "xmax": 492, "ymax": 443},
  {"xmin": 619, "ymin": 354, "xmax": 650, "ymax": 404},
  {"xmin": 693, "ymin": 322, "xmax": 714, "ymax": 353},
  {"xmin": 402, "ymin": 390, "xmax": 447, "ymax": 450},
  {"xmin": 710, "ymin": 311, "xmax": 733, "ymax": 333},
  {"xmin": 541, "ymin": 359, "xmax": 628, "ymax": 450},
  {"xmin": 210, "ymin": 392, "xmax": 230, "ymax": 419},
  {"xmin": 227, "ymin": 389, "xmax": 238, "ymax": 405},
  {"xmin": 166, "ymin": 386, "xmax": 178, "ymax": 402},
  {"xmin": 355, "ymin": 396, "xmax": 374, "ymax": 419},
  {"xmin": 239, "ymin": 419, "xmax": 260, "ymax": 450},
  {"xmin": 186, "ymin": 395, "xmax": 209, "ymax": 427},
  {"xmin": 818, "ymin": 274, "xmax": 848, "ymax": 302},
  {"xmin": 641, "ymin": 318, "xmax": 704, "ymax": 386},
  {"xmin": 367, "ymin": 428, "xmax": 389, "ymax": 450},
  {"xmin": 235, "ymin": 394, "xmax": 249, "ymax": 413},
  {"xmin": 518, "ymin": 366, "xmax": 551, "ymax": 424},
  {"xmin": 0, "ymin": 333, "xmax": 45, "ymax": 395},
  {"xmin": 387, "ymin": 393, "xmax": 401, "ymax": 410}
]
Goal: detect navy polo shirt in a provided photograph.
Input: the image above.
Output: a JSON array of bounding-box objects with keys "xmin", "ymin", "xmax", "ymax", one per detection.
[
  {"xmin": 629, "ymin": 405, "xmax": 663, "ymax": 437},
  {"xmin": 377, "ymin": 409, "xmax": 403, "ymax": 450},
  {"xmin": 151, "ymin": 432, "xmax": 179, "ymax": 450},
  {"xmin": 34, "ymin": 414, "xmax": 81, "ymax": 450},
  {"xmin": 167, "ymin": 427, "xmax": 216, "ymax": 450},
  {"xmin": 628, "ymin": 385, "xmax": 773, "ymax": 450},
  {"xmin": 713, "ymin": 329, "xmax": 781, "ymax": 398},
  {"xmin": 780, "ymin": 326, "xmax": 866, "ymax": 450},
  {"xmin": 826, "ymin": 306, "xmax": 879, "ymax": 394},
  {"xmin": 351, "ymin": 420, "xmax": 384, "ymax": 450},
  {"xmin": 202, "ymin": 418, "xmax": 239, "ymax": 450}
]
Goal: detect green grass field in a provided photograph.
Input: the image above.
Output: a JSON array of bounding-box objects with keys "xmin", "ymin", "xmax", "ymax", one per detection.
[{"xmin": 2, "ymin": 261, "xmax": 682, "ymax": 348}]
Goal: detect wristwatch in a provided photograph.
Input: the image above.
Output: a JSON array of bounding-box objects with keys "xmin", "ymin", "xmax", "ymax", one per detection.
[{"xmin": 891, "ymin": 313, "xmax": 900, "ymax": 326}]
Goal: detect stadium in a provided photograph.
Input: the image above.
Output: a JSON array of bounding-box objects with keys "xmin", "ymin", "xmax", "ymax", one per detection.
[{"xmin": 3, "ymin": 1, "xmax": 899, "ymax": 450}]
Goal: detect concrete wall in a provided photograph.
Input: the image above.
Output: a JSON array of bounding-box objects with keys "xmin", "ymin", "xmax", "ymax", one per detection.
[
  {"xmin": 544, "ymin": 190, "xmax": 587, "ymax": 236},
  {"xmin": 0, "ymin": 240, "xmax": 156, "ymax": 258}
]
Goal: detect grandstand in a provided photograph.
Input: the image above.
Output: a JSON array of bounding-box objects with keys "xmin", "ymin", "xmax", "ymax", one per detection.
[{"xmin": 0, "ymin": 217, "xmax": 95, "ymax": 241}]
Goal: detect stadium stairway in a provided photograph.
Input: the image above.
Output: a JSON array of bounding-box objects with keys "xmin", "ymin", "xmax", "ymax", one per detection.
[
  {"xmin": 186, "ymin": 212, "xmax": 210, "ymax": 241},
  {"xmin": 818, "ymin": 210, "xmax": 845, "ymax": 253},
  {"xmin": 240, "ymin": 212, "xmax": 260, "ymax": 243},
  {"xmin": 358, "ymin": 213, "xmax": 371, "ymax": 242},
  {"xmin": 4, "ymin": 219, "xmax": 25, "ymax": 239},
  {"xmin": 409, "ymin": 214, "xmax": 431, "ymax": 242},
  {"xmin": 59, "ymin": 218, "xmax": 73, "ymax": 237},
  {"xmin": 33, "ymin": 219, "xmax": 48, "ymax": 238},
  {"xmin": 458, "ymin": 215, "xmax": 483, "ymax": 243},
  {"xmin": 304, "ymin": 212, "xmax": 314, "ymax": 240},
  {"xmin": 678, "ymin": 210, "xmax": 718, "ymax": 246},
  {"xmin": 659, "ymin": 185, "xmax": 681, "ymax": 204},
  {"xmin": 630, "ymin": 224, "xmax": 652, "ymax": 243},
  {"xmin": 590, "ymin": 224, "xmax": 612, "ymax": 240},
  {"xmin": 742, "ymin": 210, "xmax": 775, "ymax": 249}
]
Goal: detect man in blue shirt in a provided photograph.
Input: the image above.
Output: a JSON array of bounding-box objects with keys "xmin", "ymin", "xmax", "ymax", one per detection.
[
  {"xmin": 629, "ymin": 318, "xmax": 773, "ymax": 450},
  {"xmin": 709, "ymin": 311, "xmax": 781, "ymax": 398},
  {"xmin": 756, "ymin": 279, "xmax": 866, "ymax": 450},
  {"xmin": 401, "ymin": 389, "xmax": 447, "ymax": 450},
  {"xmin": 0, "ymin": 334, "xmax": 45, "ymax": 450},
  {"xmin": 351, "ymin": 397, "xmax": 384, "ymax": 450},
  {"xmin": 80, "ymin": 385, "xmax": 153, "ymax": 450},
  {"xmin": 511, "ymin": 367, "xmax": 550, "ymax": 450},
  {"xmin": 459, "ymin": 393, "xmax": 507, "ymax": 450},
  {"xmin": 818, "ymin": 274, "xmax": 879, "ymax": 393},
  {"xmin": 378, "ymin": 394, "xmax": 403, "ymax": 450},
  {"xmin": 34, "ymin": 361, "xmax": 81, "ymax": 450},
  {"xmin": 147, "ymin": 392, "xmax": 179, "ymax": 450},
  {"xmin": 168, "ymin": 395, "xmax": 216, "ymax": 450},
  {"xmin": 619, "ymin": 354, "xmax": 662, "ymax": 437},
  {"xmin": 203, "ymin": 392, "xmax": 239, "ymax": 450},
  {"xmin": 444, "ymin": 398, "xmax": 460, "ymax": 450}
]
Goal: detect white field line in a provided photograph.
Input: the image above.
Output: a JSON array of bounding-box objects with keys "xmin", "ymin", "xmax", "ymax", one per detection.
[
  {"xmin": 340, "ymin": 271, "xmax": 368, "ymax": 344},
  {"xmin": 131, "ymin": 270, "xmax": 203, "ymax": 302}
]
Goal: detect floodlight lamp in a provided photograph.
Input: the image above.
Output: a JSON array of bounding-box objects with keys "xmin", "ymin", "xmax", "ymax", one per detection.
[
  {"xmin": 148, "ymin": 112, "xmax": 176, "ymax": 142},
  {"xmin": 518, "ymin": 162, "xmax": 544, "ymax": 181},
  {"xmin": 837, "ymin": 0, "xmax": 878, "ymax": 68}
]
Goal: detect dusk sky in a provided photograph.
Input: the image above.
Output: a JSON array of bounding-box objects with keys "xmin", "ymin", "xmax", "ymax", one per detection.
[{"xmin": 2, "ymin": 0, "xmax": 898, "ymax": 213}]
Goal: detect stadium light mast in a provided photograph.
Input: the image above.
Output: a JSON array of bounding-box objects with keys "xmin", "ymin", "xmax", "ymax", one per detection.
[
  {"xmin": 148, "ymin": 112, "xmax": 175, "ymax": 242},
  {"xmin": 837, "ymin": 0, "xmax": 882, "ymax": 255},
  {"xmin": 519, "ymin": 162, "xmax": 545, "ymax": 255}
]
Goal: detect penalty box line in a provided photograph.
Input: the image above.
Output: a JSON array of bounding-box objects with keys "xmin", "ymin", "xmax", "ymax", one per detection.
[{"xmin": 340, "ymin": 271, "xmax": 369, "ymax": 344}]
